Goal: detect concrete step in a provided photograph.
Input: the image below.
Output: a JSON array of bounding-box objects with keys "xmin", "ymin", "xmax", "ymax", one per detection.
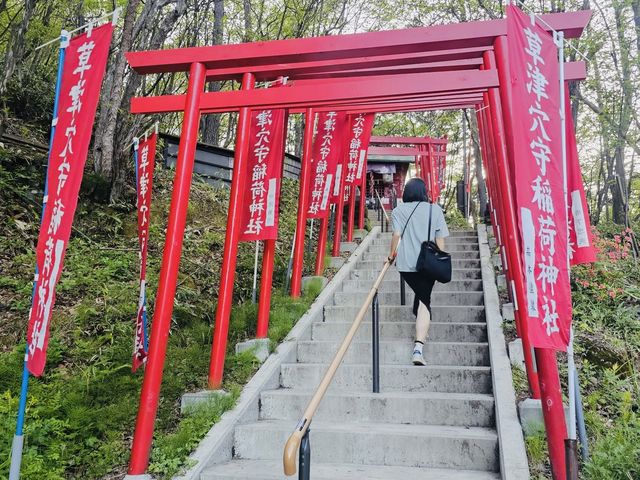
[
  {"xmin": 333, "ymin": 290, "xmax": 484, "ymax": 307},
  {"xmin": 279, "ymin": 363, "xmax": 493, "ymax": 394},
  {"xmin": 201, "ymin": 460, "xmax": 501, "ymax": 480},
  {"xmin": 233, "ymin": 420, "xmax": 498, "ymax": 471},
  {"xmin": 260, "ymin": 390, "xmax": 495, "ymax": 427},
  {"xmin": 357, "ymin": 259, "xmax": 481, "ymax": 270},
  {"xmin": 296, "ymin": 340, "xmax": 490, "ymax": 366},
  {"xmin": 377, "ymin": 230, "xmax": 477, "ymax": 238},
  {"xmin": 341, "ymin": 278, "xmax": 483, "ymax": 292},
  {"xmin": 374, "ymin": 236, "xmax": 478, "ymax": 244},
  {"xmin": 370, "ymin": 241, "xmax": 480, "ymax": 249},
  {"xmin": 322, "ymin": 305, "xmax": 486, "ymax": 323},
  {"xmin": 362, "ymin": 250, "xmax": 480, "ymax": 261},
  {"xmin": 350, "ymin": 268, "xmax": 481, "ymax": 281},
  {"xmin": 312, "ymin": 321, "xmax": 487, "ymax": 343},
  {"xmin": 367, "ymin": 243, "xmax": 480, "ymax": 252}
]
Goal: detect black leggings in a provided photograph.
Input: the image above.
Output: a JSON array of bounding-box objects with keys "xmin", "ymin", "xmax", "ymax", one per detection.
[{"xmin": 400, "ymin": 271, "xmax": 436, "ymax": 317}]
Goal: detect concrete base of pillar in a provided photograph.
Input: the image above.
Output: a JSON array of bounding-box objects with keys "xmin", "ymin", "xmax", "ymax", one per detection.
[
  {"xmin": 518, "ymin": 398, "xmax": 570, "ymax": 436},
  {"xmin": 180, "ymin": 389, "xmax": 231, "ymax": 414},
  {"xmin": 492, "ymin": 254, "xmax": 502, "ymax": 270},
  {"xmin": 301, "ymin": 276, "xmax": 328, "ymax": 293},
  {"xmin": 329, "ymin": 256, "xmax": 345, "ymax": 269},
  {"xmin": 502, "ymin": 302, "xmax": 515, "ymax": 321},
  {"xmin": 508, "ymin": 338, "xmax": 525, "ymax": 370},
  {"xmin": 488, "ymin": 237, "xmax": 497, "ymax": 250},
  {"xmin": 123, "ymin": 474, "xmax": 154, "ymax": 479},
  {"xmin": 235, "ymin": 337, "xmax": 271, "ymax": 363},
  {"xmin": 497, "ymin": 274, "xmax": 507, "ymax": 291},
  {"xmin": 340, "ymin": 242, "xmax": 358, "ymax": 254},
  {"xmin": 352, "ymin": 229, "xmax": 367, "ymax": 240}
]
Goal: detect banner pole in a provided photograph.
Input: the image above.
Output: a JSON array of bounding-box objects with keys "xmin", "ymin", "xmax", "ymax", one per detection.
[
  {"xmin": 9, "ymin": 29, "xmax": 69, "ymax": 480},
  {"xmin": 332, "ymin": 165, "xmax": 347, "ymax": 256},
  {"xmin": 346, "ymin": 186, "xmax": 356, "ymax": 241},
  {"xmin": 358, "ymin": 169, "xmax": 367, "ymax": 229},
  {"xmin": 556, "ymin": 31, "xmax": 577, "ymax": 442},
  {"xmin": 283, "ymin": 231, "xmax": 296, "ymax": 294},
  {"xmin": 252, "ymin": 241, "xmax": 260, "ymax": 304}
]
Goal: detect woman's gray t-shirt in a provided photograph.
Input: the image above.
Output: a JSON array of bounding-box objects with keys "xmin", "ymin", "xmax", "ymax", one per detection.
[{"xmin": 391, "ymin": 202, "xmax": 450, "ymax": 272}]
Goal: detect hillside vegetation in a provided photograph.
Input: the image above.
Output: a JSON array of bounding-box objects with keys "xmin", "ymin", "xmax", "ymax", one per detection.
[{"xmin": 0, "ymin": 133, "xmax": 322, "ymax": 479}]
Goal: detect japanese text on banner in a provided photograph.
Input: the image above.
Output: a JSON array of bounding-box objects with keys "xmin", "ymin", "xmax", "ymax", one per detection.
[
  {"xmin": 306, "ymin": 111, "xmax": 348, "ymax": 218},
  {"xmin": 132, "ymin": 132, "xmax": 156, "ymax": 372},
  {"xmin": 507, "ymin": 4, "xmax": 572, "ymax": 350},
  {"xmin": 26, "ymin": 24, "xmax": 114, "ymax": 376},
  {"xmin": 344, "ymin": 113, "xmax": 375, "ymax": 202},
  {"xmin": 239, "ymin": 108, "xmax": 287, "ymax": 241},
  {"xmin": 564, "ymin": 85, "xmax": 596, "ymax": 265}
]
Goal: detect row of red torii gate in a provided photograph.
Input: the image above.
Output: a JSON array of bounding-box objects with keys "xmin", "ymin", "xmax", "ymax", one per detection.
[{"xmin": 122, "ymin": 6, "xmax": 594, "ymax": 479}]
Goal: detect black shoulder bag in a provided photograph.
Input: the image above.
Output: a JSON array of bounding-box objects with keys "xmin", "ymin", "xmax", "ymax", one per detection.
[{"xmin": 416, "ymin": 204, "xmax": 452, "ymax": 283}]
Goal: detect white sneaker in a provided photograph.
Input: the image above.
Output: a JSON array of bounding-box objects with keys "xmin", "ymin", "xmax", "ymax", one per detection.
[{"xmin": 412, "ymin": 350, "xmax": 426, "ymax": 366}]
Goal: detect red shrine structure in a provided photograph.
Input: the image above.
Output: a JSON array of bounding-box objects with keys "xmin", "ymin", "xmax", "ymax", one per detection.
[
  {"xmin": 123, "ymin": 9, "xmax": 591, "ymax": 480},
  {"xmin": 368, "ymin": 135, "xmax": 449, "ymax": 207}
]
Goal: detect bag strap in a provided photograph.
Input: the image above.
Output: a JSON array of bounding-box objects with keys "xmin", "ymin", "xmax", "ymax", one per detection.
[
  {"xmin": 400, "ymin": 201, "xmax": 421, "ymax": 239},
  {"xmin": 427, "ymin": 203, "xmax": 433, "ymax": 242}
]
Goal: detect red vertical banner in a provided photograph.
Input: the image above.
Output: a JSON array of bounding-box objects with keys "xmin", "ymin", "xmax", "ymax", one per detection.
[
  {"xmin": 306, "ymin": 111, "xmax": 349, "ymax": 218},
  {"xmin": 26, "ymin": 24, "xmax": 114, "ymax": 376},
  {"xmin": 507, "ymin": 4, "xmax": 571, "ymax": 350},
  {"xmin": 564, "ymin": 86, "xmax": 596, "ymax": 265},
  {"xmin": 133, "ymin": 132, "xmax": 157, "ymax": 372},
  {"xmin": 344, "ymin": 113, "xmax": 375, "ymax": 202},
  {"xmin": 239, "ymin": 108, "xmax": 287, "ymax": 241}
]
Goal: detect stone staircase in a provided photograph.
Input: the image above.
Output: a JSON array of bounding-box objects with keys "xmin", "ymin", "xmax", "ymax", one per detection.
[{"xmin": 197, "ymin": 228, "xmax": 515, "ymax": 479}]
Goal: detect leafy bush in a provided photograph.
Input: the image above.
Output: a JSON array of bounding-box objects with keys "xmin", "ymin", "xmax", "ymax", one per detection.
[
  {"xmin": 516, "ymin": 223, "xmax": 640, "ymax": 479},
  {"xmin": 444, "ymin": 207, "xmax": 469, "ymax": 229}
]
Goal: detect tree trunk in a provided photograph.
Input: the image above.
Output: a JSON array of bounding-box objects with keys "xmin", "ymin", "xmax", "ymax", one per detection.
[
  {"xmin": 202, "ymin": 0, "xmax": 224, "ymax": 145},
  {"xmin": 0, "ymin": 0, "xmax": 37, "ymax": 137},
  {"xmin": 243, "ymin": 0, "xmax": 252, "ymax": 42},
  {"xmin": 93, "ymin": 0, "xmax": 141, "ymax": 198},
  {"xmin": 110, "ymin": 0, "xmax": 187, "ymax": 201},
  {"xmin": 468, "ymin": 111, "xmax": 487, "ymax": 218}
]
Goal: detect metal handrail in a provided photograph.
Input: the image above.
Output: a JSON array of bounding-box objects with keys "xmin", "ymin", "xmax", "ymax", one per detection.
[
  {"xmin": 283, "ymin": 259, "xmax": 392, "ymax": 476},
  {"xmin": 374, "ymin": 190, "xmax": 391, "ymax": 232}
]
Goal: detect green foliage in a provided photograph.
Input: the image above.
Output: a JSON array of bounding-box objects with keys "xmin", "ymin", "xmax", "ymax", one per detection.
[
  {"xmin": 0, "ymin": 157, "xmax": 323, "ymax": 479},
  {"xmin": 148, "ymin": 392, "xmax": 237, "ymax": 479},
  {"xmin": 583, "ymin": 412, "xmax": 640, "ymax": 480},
  {"xmin": 518, "ymin": 224, "xmax": 640, "ymax": 479},
  {"xmin": 524, "ymin": 423, "xmax": 551, "ymax": 479},
  {"xmin": 444, "ymin": 207, "xmax": 469, "ymax": 229}
]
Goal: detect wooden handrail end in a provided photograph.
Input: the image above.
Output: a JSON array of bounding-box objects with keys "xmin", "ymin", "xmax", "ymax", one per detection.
[{"xmin": 283, "ymin": 433, "xmax": 301, "ymax": 476}]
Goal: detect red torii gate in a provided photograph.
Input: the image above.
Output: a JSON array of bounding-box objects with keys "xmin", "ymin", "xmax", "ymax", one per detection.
[
  {"xmin": 124, "ymin": 11, "xmax": 590, "ymax": 478},
  {"xmin": 370, "ymin": 135, "xmax": 449, "ymax": 202}
]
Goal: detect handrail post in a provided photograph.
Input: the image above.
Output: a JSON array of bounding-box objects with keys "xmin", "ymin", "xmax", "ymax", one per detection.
[
  {"xmin": 372, "ymin": 292, "xmax": 380, "ymax": 393},
  {"xmin": 299, "ymin": 427, "xmax": 311, "ymax": 480},
  {"xmin": 400, "ymin": 277, "xmax": 406, "ymax": 306}
]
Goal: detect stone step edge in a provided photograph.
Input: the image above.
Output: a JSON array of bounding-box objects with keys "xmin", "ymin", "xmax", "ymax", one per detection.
[{"xmin": 200, "ymin": 460, "xmax": 501, "ymax": 480}]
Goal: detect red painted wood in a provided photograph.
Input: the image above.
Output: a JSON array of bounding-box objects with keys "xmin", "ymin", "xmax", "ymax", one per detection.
[
  {"xmin": 128, "ymin": 61, "xmax": 206, "ymax": 475},
  {"xmin": 125, "ymin": 12, "xmax": 590, "ymax": 75},
  {"xmin": 368, "ymin": 146, "xmax": 420, "ymax": 156},
  {"xmin": 208, "ymin": 73, "xmax": 256, "ymax": 389},
  {"xmin": 131, "ymin": 69, "xmax": 500, "ymax": 114}
]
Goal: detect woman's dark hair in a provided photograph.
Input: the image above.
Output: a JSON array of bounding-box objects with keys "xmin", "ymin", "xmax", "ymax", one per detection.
[{"xmin": 402, "ymin": 178, "xmax": 429, "ymax": 203}]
